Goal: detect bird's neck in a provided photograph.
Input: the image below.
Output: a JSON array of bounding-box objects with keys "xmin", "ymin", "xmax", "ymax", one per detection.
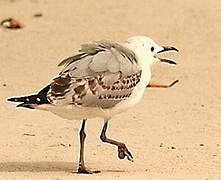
[
  {"xmin": 140, "ymin": 65, "xmax": 151, "ymax": 89},
  {"xmin": 123, "ymin": 41, "xmax": 152, "ymax": 87}
]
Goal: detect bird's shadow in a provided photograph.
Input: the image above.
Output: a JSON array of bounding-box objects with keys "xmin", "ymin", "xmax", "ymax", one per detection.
[
  {"xmin": 0, "ymin": 161, "xmax": 76, "ymax": 172},
  {"xmin": 0, "ymin": 161, "xmax": 125, "ymax": 173}
]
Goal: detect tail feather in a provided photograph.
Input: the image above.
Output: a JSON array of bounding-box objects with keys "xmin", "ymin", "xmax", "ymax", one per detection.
[{"xmin": 7, "ymin": 85, "xmax": 50, "ymax": 109}]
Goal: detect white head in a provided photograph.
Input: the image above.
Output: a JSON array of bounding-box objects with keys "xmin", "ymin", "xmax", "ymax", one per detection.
[{"xmin": 126, "ymin": 36, "xmax": 178, "ymax": 66}]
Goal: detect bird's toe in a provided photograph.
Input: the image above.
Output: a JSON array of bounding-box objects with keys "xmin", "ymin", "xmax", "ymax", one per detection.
[
  {"xmin": 118, "ymin": 145, "xmax": 134, "ymax": 162},
  {"xmin": 77, "ymin": 165, "xmax": 101, "ymax": 174}
]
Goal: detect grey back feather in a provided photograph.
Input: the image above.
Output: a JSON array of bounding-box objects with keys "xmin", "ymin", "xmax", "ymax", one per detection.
[{"xmin": 58, "ymin": 40, "xmax": 137, "ymax": 67}]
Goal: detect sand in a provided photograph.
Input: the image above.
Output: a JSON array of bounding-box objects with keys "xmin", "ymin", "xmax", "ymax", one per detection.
[{"xmin": 0, "ymin": 0, "xmax": 221, "ymax": 179}]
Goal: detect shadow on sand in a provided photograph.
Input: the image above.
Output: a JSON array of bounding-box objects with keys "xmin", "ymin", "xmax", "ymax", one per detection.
[
  {"xmin": 0, "ymin": 161, "xmax": 75, "ymax": 172},
  {"xmin": 0, "ymin": 161, "xmax": 125, "ymax": 173}
]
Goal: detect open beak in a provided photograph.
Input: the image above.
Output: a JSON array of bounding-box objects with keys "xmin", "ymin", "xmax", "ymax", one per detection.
[
  {"xmin": 155, "ymin": 46, "xmax": 179, "ymax": 65},
  {"xmin": 158, "ymin": 46, "xmax": 179, "ymax": 53}
]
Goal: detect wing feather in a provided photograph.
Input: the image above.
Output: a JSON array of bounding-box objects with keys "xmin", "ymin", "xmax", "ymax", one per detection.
[{"xmin": 48, "ymin": 40, "xmax": 141, "ymax": 108}]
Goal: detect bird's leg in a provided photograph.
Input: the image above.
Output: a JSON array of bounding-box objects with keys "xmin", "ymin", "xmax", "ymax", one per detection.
[
  {"xmin": 147, "ymin": 80, "xmax": 179, "ymax": 88},
  {"xmin": 100, "ymin": 120, "xmax": 133, "ymax": 162},
  {"xmin": 78, "ymin": 119, "xmax": 100, "ymax": 174}
]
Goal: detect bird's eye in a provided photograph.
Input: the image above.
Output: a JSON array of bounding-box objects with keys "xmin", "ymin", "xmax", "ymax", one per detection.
[{"xmin": 151, "ymin": 47, "xmax": 154, "ymax": 52}]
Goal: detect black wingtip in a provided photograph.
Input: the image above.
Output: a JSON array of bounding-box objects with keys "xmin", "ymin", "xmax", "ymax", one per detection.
[
  {"xmin": 7, "ymin": 96, "xmax": 30, "ymax": 103},
  {"xmin": 7, "ymin": 85, "xmax": 50, "ymax": 105},
  {"xmin": 7, "ymin": 97, "xmax": 20, "ymax": 102}
]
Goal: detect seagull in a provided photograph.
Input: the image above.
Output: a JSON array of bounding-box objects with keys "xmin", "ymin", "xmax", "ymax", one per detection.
[{"xmin": 8, "ymin": 36, "xmax": 178, "ymax": 174}]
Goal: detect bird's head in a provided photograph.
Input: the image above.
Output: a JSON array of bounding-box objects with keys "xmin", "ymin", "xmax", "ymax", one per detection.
[{"xmin": 126, "ymin": 36, "xmax": 179, "ymax": 66}]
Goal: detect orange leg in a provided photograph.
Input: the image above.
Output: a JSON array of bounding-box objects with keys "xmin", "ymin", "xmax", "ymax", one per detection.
[{"xmin": 147, "ymin": 80, "xmax": 179, "ymax": 88}]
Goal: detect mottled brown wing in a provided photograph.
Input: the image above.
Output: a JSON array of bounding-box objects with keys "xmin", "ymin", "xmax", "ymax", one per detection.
[
  {"xmin": 47, "ymin": 41, "xmax": 142, "ymax": 108},
  {"xmin": 47, "ymin": 71, "xmax": 141, "ymax": 108}
]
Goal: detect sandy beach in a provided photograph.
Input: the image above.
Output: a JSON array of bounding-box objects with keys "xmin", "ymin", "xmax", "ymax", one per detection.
[{"xmin": 0, "ymin": 0, "xmax": 221, "ymax": 179}]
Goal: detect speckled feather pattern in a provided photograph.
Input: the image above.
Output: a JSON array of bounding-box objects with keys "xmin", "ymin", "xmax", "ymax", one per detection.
[{"xmin": 47, "ymin": 71, "xmax": 141, "ymax": 109}]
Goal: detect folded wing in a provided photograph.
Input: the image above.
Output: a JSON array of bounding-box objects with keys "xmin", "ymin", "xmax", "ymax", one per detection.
[{"xmin": 47, "ymin": 40, "xmax": 142, "ymax": 108}]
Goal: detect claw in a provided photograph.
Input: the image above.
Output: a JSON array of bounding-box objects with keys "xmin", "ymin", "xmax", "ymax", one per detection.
[
  {"xmin": 118, "ymin": 145, "xmax": 134, "ymax": 162},
  {"xmin": 125, "ymin": 150, "xmax": 134, "ymax": 162},
  {"xmin": 78, "ymin": 165, "xmax": 101, "ymax": 174}
]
